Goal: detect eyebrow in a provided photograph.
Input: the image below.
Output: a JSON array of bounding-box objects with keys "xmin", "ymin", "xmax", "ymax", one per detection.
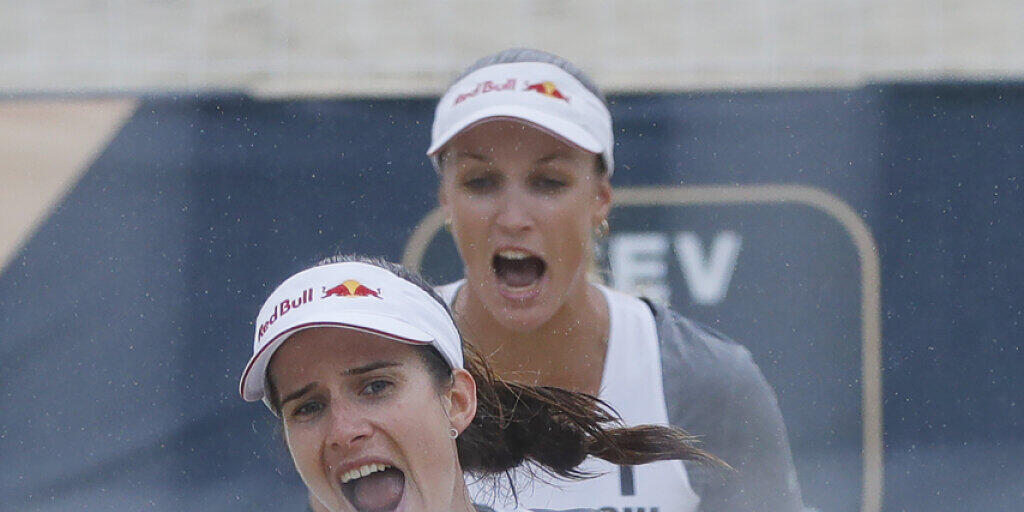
[
  {"xmin": 449, "ymin": 150, "xmax": 493, "ymax": 163},
  {"xmin": 535, "ymin": 152, "xmax": 574, "ymax": 165},
  {"xmin": 450, "ymin": 150, "xmax": 573, "ymax": 166},
  {"xmin": 278, "ymin": 362, "xmax": 401, "ymax": 407},
  {"xmin": 280, "ymin": 382, "xmax": 318, "ymax": 408},
  {"xmin": 342, "ymin": 361, "xmax": 401, "ymax": 376}
]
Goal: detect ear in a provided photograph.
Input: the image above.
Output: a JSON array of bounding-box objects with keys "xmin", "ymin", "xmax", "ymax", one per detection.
[
  {"xmin": 445, "ymin": 368, "xmax": 477, "ymax": 434},
  {"xmin": 592, "ymin": 175, "xmax": 613, "ymax": 227}
]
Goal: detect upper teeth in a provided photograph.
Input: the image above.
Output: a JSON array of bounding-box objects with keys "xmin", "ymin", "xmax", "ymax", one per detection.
[
  {"xmin": 498, "ymin": 250, "xmax": 531, "ymax": 260},
  {"xmin": 340, "ymin": 463, "xmax": 389, "ymax": 484}
]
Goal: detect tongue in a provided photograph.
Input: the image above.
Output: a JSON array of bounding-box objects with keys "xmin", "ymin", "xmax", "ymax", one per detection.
[
  {"xmin": 351, "ymin": 469, "xmax": 404, "ymax": 512},
  {"xmin": 495, "ymin": 257, "xmax": 544, "ymax": 288}
]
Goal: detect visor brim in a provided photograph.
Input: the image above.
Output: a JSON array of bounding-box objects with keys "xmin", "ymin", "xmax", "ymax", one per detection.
[
  {"xmin": 427, "ymin": 105, "xmax": 604, "ymax": 157},
  {"xmin": 239, "ymin": 312, "xmax": 434, "ymax": 403}
]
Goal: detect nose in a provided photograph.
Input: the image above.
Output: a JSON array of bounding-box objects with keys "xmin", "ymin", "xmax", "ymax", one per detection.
[
  {"xmin": 325, "ymin": 406, "xmax": 372, "ymax": 453},
  {"xmin": 494, "ymin": 186, "xmax": 532, "ymax": 234}
]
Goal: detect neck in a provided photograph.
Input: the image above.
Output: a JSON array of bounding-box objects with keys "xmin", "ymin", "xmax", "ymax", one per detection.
[
  {"xmin": 451, "ymin": 472, "xmax": 478, "ymax": 512},
  {"xmin": 454, "ymin": 280, "xmax": 609, "ymax": 395}
]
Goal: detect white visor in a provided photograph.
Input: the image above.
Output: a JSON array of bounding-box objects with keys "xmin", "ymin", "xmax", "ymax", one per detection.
[
  {"xmin": 239, "ymin": 261, "xmax": 463, "ymax": 409},
  {"xmin": 428, "ymin": 61, "xmax": 614, "ymax": 175}
]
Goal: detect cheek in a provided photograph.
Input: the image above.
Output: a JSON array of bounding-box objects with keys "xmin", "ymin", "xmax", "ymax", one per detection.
[
  {"xmin": 394, "ymin": 397, "xmax": 450, "ymax": 449},
  {"xmin": 543, "ymin": 203, "xmax": 596, "ymax": 275},
  {"xmin": 451, "ymin": 198, "xmax": 490, "ymax": 226},
  {"xmin": 549, "ymin": 203, "xmax": 593, "ymax": 243},
  {"xmin": 284, "ymin": 425, "xmax": 323, "ymax": 481},
  {"xmin": 449, "ymin": 204, "xmax": 491, "ymax": 259},
  {"xmin": 394, "ymin": 396, "xmax": 461, "ymax": 496}
]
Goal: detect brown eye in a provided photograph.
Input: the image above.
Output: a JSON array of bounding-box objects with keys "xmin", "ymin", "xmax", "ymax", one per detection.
[{"xmin": 293, "ymin": 400, "xmax": 324, "ymax": 417}]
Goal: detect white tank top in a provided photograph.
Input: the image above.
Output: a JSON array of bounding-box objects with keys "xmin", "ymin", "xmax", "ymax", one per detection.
[{"xmin": 438, "ymin": 282, "xmax": 700, "ymax": 512}]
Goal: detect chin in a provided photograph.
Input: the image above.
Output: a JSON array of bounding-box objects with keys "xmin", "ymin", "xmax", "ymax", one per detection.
[{"xmin": 485, "ymin": 299, "xmax": 557, "ymax": 333}]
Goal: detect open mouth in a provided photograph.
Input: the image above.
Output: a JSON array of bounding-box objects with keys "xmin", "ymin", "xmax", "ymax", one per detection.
[
  {"xmin": 492, "ymin": 249, "xmax": 547, "ymax": 290},
  {"xmin": 339, "ymin": 463, "xmax": 405, "ymax": 512}
]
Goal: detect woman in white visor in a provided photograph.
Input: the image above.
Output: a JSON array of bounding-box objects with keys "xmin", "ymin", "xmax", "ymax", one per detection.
[
  {"xmin": 240, "ymin": 255, "xmax": 716, "ymax": 512},
  {"xmin": 426, "ymin": 49, "xmax": 805, "ymax": 511}
]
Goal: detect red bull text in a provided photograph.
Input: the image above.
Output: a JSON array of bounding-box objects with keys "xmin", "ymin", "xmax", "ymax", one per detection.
[
  {"xmin": 258, "ymin": 288, "xmax": 314, "ymax": 340},
  {"xmin": 453, "ymin": 78, "xmax": 517, "ymax": 105},
  {"xmin": 257, "ymin": 280, "xmax": 381, "ymax": 341}
]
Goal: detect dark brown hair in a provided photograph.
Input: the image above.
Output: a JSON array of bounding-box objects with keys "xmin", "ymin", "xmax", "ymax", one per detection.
[
  {"xmin": 267, "ymin": 254, "xmax": 722, "ymax": 478},
  {"xmin": 447, "ymin": 342, "xmax": 721, "ymax": 477}
]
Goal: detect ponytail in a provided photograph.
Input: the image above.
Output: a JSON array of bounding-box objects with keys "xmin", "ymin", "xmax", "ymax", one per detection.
[{"xmin": 454, "ymin": 343, "xmax": 723, "ymax": 477}]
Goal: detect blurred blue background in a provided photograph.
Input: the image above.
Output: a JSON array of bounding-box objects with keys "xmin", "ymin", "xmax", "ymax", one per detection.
[{"xmin": 1, "ymin": 85, "xmax": 1021, "ymax": 511}]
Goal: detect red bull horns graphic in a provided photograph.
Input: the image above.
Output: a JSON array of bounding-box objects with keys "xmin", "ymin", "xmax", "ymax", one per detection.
[
  {"xmin": 257, "ymin": 288, "xmax": 314, "ymax": 340},
  {"xmin": 322, "ymin": 280, "xmax": 382, "ymax": 299},
  {"xmin": 525, "ymin": 81, "xmax": 569, "ymax": 102}
]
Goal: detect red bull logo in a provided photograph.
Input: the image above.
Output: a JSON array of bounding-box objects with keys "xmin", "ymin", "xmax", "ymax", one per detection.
[
  {"xmin": 322, "ymin": 280, "xmax": 382, "ymax": 300},
  {"xmin": 258, "ymin": 288, "xmax": 314, "ymax": 340},
  {"xmin": 453, "ymin": 78, "xmax": 518, "ymax": 105},
  {"xmin": 525, "ymin": 81, "xmax": 569, "ymax": 102}
]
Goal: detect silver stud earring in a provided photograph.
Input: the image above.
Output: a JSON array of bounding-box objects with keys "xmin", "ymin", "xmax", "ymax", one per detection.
[
  {"xmin": 594, "ymin": 218, "xmax": 610, "ymax": 238},
  {"xmin": 449, "ymin": 427, "xmax": 459, "ymax": 439}
]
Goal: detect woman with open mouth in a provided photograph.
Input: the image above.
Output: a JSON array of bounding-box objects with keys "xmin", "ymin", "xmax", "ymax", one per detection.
[
  {"xmin": 423, "ymin": 49, "xmax": 806, "ymax": 511},
  {"xmin": 240, "ymin": 255, "xmax": 717, "ymax": 512}
]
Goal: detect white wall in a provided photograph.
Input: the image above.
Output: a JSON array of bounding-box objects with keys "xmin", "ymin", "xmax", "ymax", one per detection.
[{"xmin": 2, "ymin": 0, "xmax": 1023, "ymax": 95}]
